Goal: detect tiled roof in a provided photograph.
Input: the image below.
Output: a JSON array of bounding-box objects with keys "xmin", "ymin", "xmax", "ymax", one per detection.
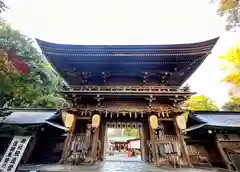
[
  {"xmin": 35, "ymin": 38, "xmax": 219, "ymax": 86},
  {"xmin": 36, "ymin": 37, "xmax": 219, "ymax": 54},
  {"xmin": 194, "ymin": 112, "xmax": 240, "ymax": 128},
  {"xmin": 3, "ymin": 111, "xmax": 58, "ymax": 124}
]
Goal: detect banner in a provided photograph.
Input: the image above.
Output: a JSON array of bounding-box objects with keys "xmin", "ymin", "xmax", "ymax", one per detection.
[{"xmin": 0, "ymin": 136, "xmax": 31, "ymax": 172}]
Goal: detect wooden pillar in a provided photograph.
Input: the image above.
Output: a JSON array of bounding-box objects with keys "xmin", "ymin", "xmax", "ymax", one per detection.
[
  {"xmin": 103, "ymin": 123, "xmax": 108, "ymax": 160},
  {"xmin": 139, "ymin": 126, "xmax": 144, "ymax": 161},
  {"xmin": 141, "ymin": 123, "xmax": 149, "ymax": 162},
  {"xmin": 90, "ymin": 114, "xmax": 101, "ymax": 161},
  {"xmin": 215, "ymin": 139, "xmax": 232, "ymax": 170},
  {"xmin": 99, "ymin": 122, "xmax": 107, "ymax": 161},
  {"xmin": 90, "ymin": 127, "xmax": 100, "ymax": 160},
  {"xmin": 148, "ymin": 118, "xmax": 157, "ymax": 164},
  {"xmin": 59, "ymin": 115, "xmax": 77, "ymax": 163},
  {"xmin": 173, "ymin": 116, "xmax": 192, "ymax": 167},
  {"xmin": 23, "ymin": 136, "xmax": 37, "ymax": 164}
]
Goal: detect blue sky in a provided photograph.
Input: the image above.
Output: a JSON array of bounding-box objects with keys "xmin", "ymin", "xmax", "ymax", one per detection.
[{"xmin": 2, "ymin": 0, "xmax": 240, "ymax": 106}]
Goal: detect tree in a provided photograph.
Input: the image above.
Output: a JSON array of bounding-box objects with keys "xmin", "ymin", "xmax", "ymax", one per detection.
[
  {"xmin": 222, "ymin": 97, "xmax": 240, "ymax": 111},
  {"xmin": 0, "ymin": 18, "xmax": 69, "ymax": 108},
  {"xmin": 0, "ymin": 0, "xmax": 7, "ymax": 13},
  {"xmin": 213, "ymin": 0, "xmax": 240, "ymax": 31},
  {"xmin": 228, "ymin": 85, "xmax": 240, "ymax": 96},
  {"xmin": 219, "ymin": 41, "xmax": 240, "ymax": 88},
  {"xmin": 185, "ymin": 95, "xmax": 219, "ymax": 111},
  {"xmin": 123, "ymin": 129, "xmax": 140, "ymax": 138},
  {"xmin": 0, "ymin": 51, "xmax": 21, "ymax": 106}
]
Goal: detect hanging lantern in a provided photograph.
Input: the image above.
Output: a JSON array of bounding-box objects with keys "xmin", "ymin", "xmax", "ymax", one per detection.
[
  {"xmin": 92, "ymin": 114, "xmax": 101, "ymax": 128},
  {"xmin": 149, "ymin": 115, "xmax": 158, "ymax": 130},
  {"xmin": 61, "ymin": 111, "xmax": 75, "ymax": 129},
  {"xmin": 176, "ymin": 114, "xmax": 186, "ymax": 130}
]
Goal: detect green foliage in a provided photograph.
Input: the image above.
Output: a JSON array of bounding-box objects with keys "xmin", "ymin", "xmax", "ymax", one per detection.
[
  {"xmin": 0, "ymin": 52, "xmax": 21, "ymax": 106},
  {"xmin": 219, "ymin": 41, "xmax": 240, "ymax": 88},
  {"xmin": 123, "ymin": 129, "xmax": 140, "ymax": 138},
  {"xmin": 185, "ymin": 95, "xmax": 219, "ymax": 111},
  {"xmin": 0, "ymin": 19, "xmax": 69, "ymax": 109},
  {"xmin": 222, "ymin": 97, "xmax": 240, "ymax": 111}
]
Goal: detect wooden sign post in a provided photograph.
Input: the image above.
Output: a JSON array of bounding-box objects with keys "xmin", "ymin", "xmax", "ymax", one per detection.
[{"xmin": 0, "ymin": 136, "xmax": 31, "ymax": 172}]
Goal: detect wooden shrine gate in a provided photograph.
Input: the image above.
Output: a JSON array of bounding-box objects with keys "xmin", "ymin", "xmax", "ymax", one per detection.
[{"xmin": 59, "ymin": 108, "xmax": 192, "ymax": 167}]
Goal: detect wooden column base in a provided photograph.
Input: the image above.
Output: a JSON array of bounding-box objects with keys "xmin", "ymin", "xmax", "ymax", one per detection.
[{"xmin": 173, "ymin": 117, "xmax": 193, "ymax": 168}]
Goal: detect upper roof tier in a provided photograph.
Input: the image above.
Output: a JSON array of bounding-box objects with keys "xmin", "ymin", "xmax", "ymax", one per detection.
[{"xmin": 36, "ymin": 37, "xmax": 219, "ymax": 87}]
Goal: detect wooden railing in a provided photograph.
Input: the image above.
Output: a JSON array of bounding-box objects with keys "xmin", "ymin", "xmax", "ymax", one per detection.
[{"xmin": 63, "ymin": 85, "xmax": 191, "ymax": 93}]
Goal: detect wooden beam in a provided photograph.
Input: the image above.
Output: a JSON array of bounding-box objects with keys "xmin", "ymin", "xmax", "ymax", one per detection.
[
  {"xmin": 157, "ymin": 118, "xmax": 173, "ymax": 121},
  {"xmin": 23, "ymin": 136, "xmax": 37, "ymax": 164},
  {"xmin": 76, "ymin": 116, "xmax": 91, "ymax": 120},
  {"xmin": 215, "ymin": 138, "xmax": 233, "ymax": 170}
]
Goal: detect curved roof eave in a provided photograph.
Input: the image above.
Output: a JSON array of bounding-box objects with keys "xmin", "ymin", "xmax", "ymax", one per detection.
[{"xmin": 35, "ymin": 37, "xmax": 220, "ymax": 52}]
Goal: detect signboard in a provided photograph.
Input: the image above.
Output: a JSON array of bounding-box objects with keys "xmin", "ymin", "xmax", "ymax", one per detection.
[{"xmin": 0, "ymin": 136, "xmax": 31, "ymax": 172}]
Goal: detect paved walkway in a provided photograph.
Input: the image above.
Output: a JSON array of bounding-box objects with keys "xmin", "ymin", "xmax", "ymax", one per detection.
[
  {"xmin": 19, "ymin": 161, "xmax": 221, "ymax": 172},
  {"xmin": 106, "ymin": 152, "xmax": 141, "ymax": 161},
  {"xmin": 19, "ymin": 153, "xmax": 221, "ymax": 172}
]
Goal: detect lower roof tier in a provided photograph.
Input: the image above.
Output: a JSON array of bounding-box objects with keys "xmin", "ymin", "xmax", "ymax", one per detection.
[{"xmin": 36, "ymin": 37, "xmax": 219, "ymax": 86}]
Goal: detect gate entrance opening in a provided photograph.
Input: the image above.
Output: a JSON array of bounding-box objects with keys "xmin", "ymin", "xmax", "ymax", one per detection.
[{"xmin": 105, "ymin": 127, "xmax": 142, "ymax": 161}]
